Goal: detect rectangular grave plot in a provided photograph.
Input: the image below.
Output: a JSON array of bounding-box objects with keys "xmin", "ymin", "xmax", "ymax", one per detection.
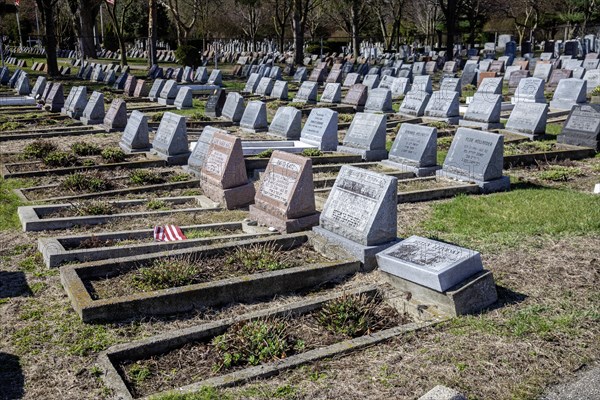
[
  {"xmin": 395, "ymin": 177, "xmax": 480, "ymax": 203},
  {"xmin": 100, "ymin": 285, "xmax": 433, "ymax": 399},
  {"xmin": 40, "ymin": 222, "xmax": 276, "ymax": 268},
  {"xmin": 61, "ymin": 233, "xmax": 361, "ymax": 322}
]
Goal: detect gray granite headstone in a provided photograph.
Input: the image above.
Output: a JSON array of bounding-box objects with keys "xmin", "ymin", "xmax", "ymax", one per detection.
[
  {"xmin": 255, "ymin": 77, "xmax": 274, "ymax": 96},
  {"xmin": 270, "ymin": 80, "xmax": 289, "ymax": 100},
  {"xmin": 550, "ymin": 78, "xmax": 587, "ymax": 110},
  {"xmin": 505, "ymin": 102, "xmax": 548, "ymax": 139},
  {"xmin": 221, "ymin": 92, "xmax": 245, "ymax": 122},
  {"xmin": 342, "ymin": 84, "xmax": 369, "ymax": 108},
  {"xmin": 268, "ymin": 106, "xmax": 302, "ymax": 139},
  {"xmin": 382, "ymin": 123, "xmax": 439, "ymax": 176},
  {"xmin": 119, "ymin": 110, "xmax": 150, "ymax": 153},
  {"xmin": 300, "ymin": 108, "xmax": 338, "ymax": 151},
  {"xmin": 512, "ymin": 77, "xmax": 545, "ymax": 103},
  {"xmin": 158, "ymin": 80, "xmax": 178, "ymax": 105},
  {"xmin": 239, "ymin": 100, "xmax": 268, "ymax": 132},
  {"xmin": 207, "ymin": 69, "xmax": 222, "ymax": 85},
  {"xmin": 338, "ymin": 113, "xmax": 387, "ymax": 160},
  {"xmin": 30, "ymin": 76, "xmax": 46, "ymax": 99},
  {"xmin": 185, "ymin": 125, "xmax": 227, "ymax": 175},
  {"xmin": 15, "ymin": 72, "xmax": 30, "ymax": 95},
  {"xmin": 320, "ymin": 83, "xmax": 342, "ymax": 103},
  {"xmin": 398, "ymin": 90, "xmax": 431, "ymax": 117},
  {"xmin": 557, "ymin": 104, "xmax": 600, "ymax": 150},
  {"xmin": 313, "ymin": 166, "xmax": 398, "ymax": 268},
  {"xmin": 150, "ymin": 112, "xmax": 191, "ymax": 164},
  {"xmin": 376, "ymin": 236, "xmax": 483, "ymax": 292},
  {"xmin": 391, "ymin": 77, "xmax": 410, "ymax": 97},
  {"xmin": 174, "ymin": 87, "xmax": 193, "ymax": 110},
  {"xmin": 103, "ymin": 98, "xmax": 128, "ymax": 132},
  {"xmin": 293, "ymin": 67, "xmax": 307, "ymax": 83},
  {"xmin": 440, "ymin": 77, "xmax": 461, "ymax": 96},
  {"xmin": 424, "ymin": 91, "xmax": 460, "ymax": 124},
  {"xmin": 533, "ymin": 63, "xmax": 553, "ymax": 81},
  {"xmin": 459, "ymin": 93, "xmax": 503, "ymax": 129},
  {"xmin": 343, "ymin": 72, "xmax": 360, "ymax": 87},
  {"xmin": 362, "ymin": 74, "xmax": 380, "ymax": 90},
  {"xmin": 45, "ymin": 83, "xmax": 64, "ymax": 112},
  {"xmin": 293, "ymin": 81, "xmax": 318, "ymax": 103},
  {"xmin": 66, "ymin": 86, "xmax": 88, "ymax": 119},
  {"xmin": 148, "ymin": 79, "xmax": 166, "ymax": 101},
  {"xmin": 437, "ymin": 127, "xmax": 510, "ymax": 192},
  {"xmin": 583, "ymin": 69, "xmax": 600, "ymax": 93},
  {"xmin": 364, "ymin": 88, "xmax": 393, "ymax": 113},
  {"xmin": 194, "ymin": 66, "xmax": 208, "ymax": 83},
  {"xmin": 412, "ymin": 75, "xmax": 433, "ymax": 93},
  {"xmin": 476, "ymin": 77, "xmax": 503, "ymax": 95},
  {"xmin": 243, "ymin": 73, "xmax": 261, "ymax": 93}
]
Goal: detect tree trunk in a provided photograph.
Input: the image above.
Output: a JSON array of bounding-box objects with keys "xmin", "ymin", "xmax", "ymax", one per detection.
[
  {"xmin": 44, "ymin": 2, "xmax": 59, "ymax": 76},
  {"xmin": 279, "ymin": 25, "xmax": 285, "ymax": 52},
  {"xmin": 148, "ymin": 0, "xmax": 157, "ymax": 66},
  {"xmin": 292, "ymin": 13, "xmax": 304, "ymax": 65},
  {"xmin": 351, "ymin": 3, "xmax": 360, "ymax": 59},
  {"xmin": 444, "ymin": 0, "xmax": 458, "ymax": 57},
  {"xmin": 78, "ymin": 5, "xmax": 97, "ymax": 58}
]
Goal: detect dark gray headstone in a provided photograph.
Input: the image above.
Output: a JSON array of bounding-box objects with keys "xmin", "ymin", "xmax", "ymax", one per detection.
[
  {"xmin": 338, "ymin": 113, "xmax": 387, "ymax": 161},
  {"xmin": 505, "ymin": 102, "xmax": 548, "ymax": 139},
  {"xmin": 205, "ymin": 88, "xmax": 226, "ymax": 118},
  {"xmin": 558, "ymin": 104, "xmax": 600, "ymax": 150},
  {"xmin": 221, "ymin": 92, "xmax": 245, "ymax": 122},
  {"xmin": 239, "ymin": 100, "xmax": 268, "ymax": 131}
]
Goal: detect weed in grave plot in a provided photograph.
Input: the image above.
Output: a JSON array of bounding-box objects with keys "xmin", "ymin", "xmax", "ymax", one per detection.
[
  {"xmin": 130, "ymin": 257, "xmax": 205, "ymax": 292},
  {"xmin": 130, "ymin": 170, "xmax": 166, "ymax": 185},
  {"xmin": 43, "ymin": 151, "xmax": 78, "ymax": 167},
  {"xmin": 61, "ymin": 172, "xmax": 112, "ymax": 192},
  {"xmin": 168, "ymin": 173, "xmax": 193, "ymax": 182},
  {"xmin": 504, "ymin": 141, "xmax": 555, "ymax": 156},
  {"xmin": 428, "ymin": 121, "xmax": 451, "ymax": 130},
  {"xmin": 73, "ymin": 200, "xmax": 116, "ymax": 216},
  {"xmin": 101, "ymin": 148, "xmax": 126, "ymax": 163},
  {"xmin": 255, "ymin": 149, "xmax": 274, "ymax": 158},
  {"xmin": 338, "ymin": 113, "xmax": 354, "ymax": 123},
  {"xmin": 0, "ymin": 121, "xmax": 25, "ymax": 131},
  {"xmin": 536, "ymin": 165, "xmax": 584, "ymax": 182},
  {"xmin": 301, "ymin": 148, "xmax": 323, "ymax": 157},
  {"xmin": 150, "ymin": 112, "xmax": 165, "ymax": 122},
  {"xmin": 77, "ymin": 236, "xmax": 117, "ymax": 249},
  {"xmin": 146, "ymin": 199, "xmax": 168, "ymax": 210},
  {"xmin": 22, "ymin": 140, "xmax": 58, "ymax": 159},
  {"xmin": 71, "ymin": 141, "xmax": 102, "ymax": 156},
  {"xmin": 226, "ymin": 242, "xmax": 293, "ymax": 273}
]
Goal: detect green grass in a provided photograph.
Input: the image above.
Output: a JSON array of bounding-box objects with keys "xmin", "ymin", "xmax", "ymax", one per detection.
[
  {"xmin": 545, "ymin": 123, "xmax": 563, "ymax": 137},
  {"xmin": 0, "ymin": 178, "xmax": 33, "ymax": 231},
  {"xmin": 151, "ymin": 387, "xmax": 230, "ymax": 400},
  {"xmin": 421, "ymin": 189, "xmax": 600, "ymax": 250}
]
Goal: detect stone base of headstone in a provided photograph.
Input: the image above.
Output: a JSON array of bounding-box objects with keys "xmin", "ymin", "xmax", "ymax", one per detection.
[
  {"xmin": 248, "ymin": 205, "xmax": 320, "ymax": 233},
  {"xmin": 380, "ymin": 159, "xmax": 440, "ymax": 177},
  {"xmin": 202, "ymin": 181, "xmax": 255, "ymax": 210},
  {"xmin": 266, "ymin": 130, "xmax": 301, "ymax": 140},
  {"xmin": 311, "ymin": 226, "xmax": 399, "ymax": 270},
  {"xmin": 240, "ymin": 127, "xmax": 268, "ymax": 133},
  {"xmin": 119, "ymin": 142, "xmax": 151, "ymax": 154},
  {"xmin": 396, "ymin": 112, "xmax": 421, "ymax": 120},
  {"xmin": 458, "ymin": 120, "xmax": 504, "ymax": 130},
  {"xmin": 549, "ymin": 100, "xmax": 584, "ymax": 110},
  {"xmin": 66, "ymin": 110, "xmax": 84, "ymax": 119},
  {"xmin": 148, "ymin": 96, "xmax": 159, "ymax": 102},
  {"xmin": 60, "ymin": 107, "xmax": 68, "ymax": 115},
  {"xmin": 510, "ymin": 97, "xmax": 545, "ymax": 105},
  {"xmin": 418, "ymin": 385, "xmax": 467, "ymax": 400},
  {"xmin": 557, "ymin": 134, "xmax": 600, "ymax": 151},
  {"xmin": 157, "ymin": 98, "xmax": 175, "ymax": 106},
  {"xmin": 80, "ymin": 117, "xmax": 103, "ymax": 125},
  {"xmin": 149, "ymin": 149, "xmax": 190, "ymax": 165},
  {"xmin": 500, "ymin": 129, "xmax": 542, "ymax": 141},
  {"xmin": 437, "ymin": 170, "xmax": 510, "ymax": 193},
  {"xmin": 181, "ymin": 165, "xmax": 201, "ymax": 177},
  {"xmin": 336, "ymin": 145, "xmax": 388, "ymax": 161},
  {"xmin": 380, "ymin": 269, "xmax": 497, "ymax": 317},
  {"xmin": 422, "ymin": 116, "xmax": 460, "ymax": 125}
]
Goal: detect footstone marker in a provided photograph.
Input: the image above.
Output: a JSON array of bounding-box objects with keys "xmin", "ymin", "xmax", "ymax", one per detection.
[
  {"xmin": 239, "ymin": 100, "xmax": 268, "ymax": 132},
  {"xmin": 150, "ymin": 112, "xmax": 191, "ymax": 164},
  {"xmin": 459, "ymin": 93, "xmax": 503, "ymax": 129},
  {"xmin": 504, "ymin": 102, "xmax": 548, "ymax": 139},
  {"xmin": 300, "ymin": 108, "xmax": 338, "ymax": 151},
  {"xmin": 221, "ymin": 92, "xmax": 245, "ymax": 122},
  {"xmin": 376, "ymin": 236, "xmax": 484, "ymax": 292},
  {"xmin": 119, "ymin": 111, "xmax": 150, "ymax": 153},
  {"xmin": 103, "ymin": 99, "xmax": 128, "ymax": 132},
  {"xmin": 313, "ymin": 165, "xmax": 398, "ymax": 269},
  {"xmin": 549, "ymin": 78, "xmax": 587, "ymax": 110},
  {"xmin": 268, "ymin": 106, "xmax": 302, "ymax": 139},
  {"xmin": 249, "ymin": 151, "xmax": 319, "ymax": 233},
  {"xmin": 200, "ymin": 132, "xmax": 255, "ymax": 209},
  {"xmin": 557, "ymin": 104, "xmax": 600, "ymax": 150},
  {"xmin": 437, "ymin": 127, "xmax": 510, "ymax": 192},
  {"xmin": 205, "ymin": 89, "xmax": 226, "ymax": 118},
  {"xmin": 337, "ymin": 113, "xmax": 387, "ymax": 161},
  {"xmin": 382, "ymin": 123, "xmax": 440, "ymax": 176},
  {"xmin": 185, "ymin": 126, "xmax": 228, "ymax": 176},
  {"xmin": 174, "ymin": 87, "xmax": 193, "ymax": 110}
]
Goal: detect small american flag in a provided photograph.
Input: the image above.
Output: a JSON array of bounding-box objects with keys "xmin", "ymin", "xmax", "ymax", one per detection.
[{"xmin": 154, "ymin": 225, "xmax": 187, "ymax": 241}]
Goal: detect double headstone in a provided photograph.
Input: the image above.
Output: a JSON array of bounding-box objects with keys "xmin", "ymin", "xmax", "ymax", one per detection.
[{"xmin": 382, "ymin": 123, "xmax": 440, "ymax": 176}]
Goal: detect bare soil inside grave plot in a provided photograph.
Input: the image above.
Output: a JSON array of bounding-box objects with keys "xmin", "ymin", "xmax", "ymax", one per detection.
[
  {"xmin": 313, "ymin": 164, "xmax": 399, "ymax": 180},
  {"xmin": 23, "ymin": 169, "xmax": 193, "ymax": 200},
  {"xmin": 509, "ymin": 158, "xmax": 600, "ymax": 192},
  {"xmin": 504, "ymin": 140, "xmax": 560, "ymax": 156},
  {"xmin": 117, "ymin": 293, "xmax": 409, "ymax": 398},
  {"xmin": 67, "ymin": 227, "xmax": 246, "ymax": 250},
  {"xmin": 86, "ymin": 242, "xmax": 334, "ymax": 299},
  {"xmin": 397, "ymin": 178, "xmax": 463, "ymax": 192},
  {"xmin": 0, "ymin": 131, "xmax": 122, "ymax": 155},
  {"xmin": 5, "ymin": 153, "xmax": 148, "ymax": 173},
  {"xmin": 43, "ymin": 198, "xmax": 200, "ymax": 219}
]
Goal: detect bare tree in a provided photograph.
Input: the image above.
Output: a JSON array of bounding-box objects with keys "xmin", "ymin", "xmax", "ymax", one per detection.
[
  {"xmin": 235, "ymin": 0, "xmax": 264, "ymax": 50},
  {"xmin": 270, "ymin": 0, "xmax": 292, "ymax": 52},
  {"xmin": 148, "ymin": 0, "xmax": 157, "ymax": 66},
  {"xmin": 105, "ymin": 0, "xmax": 134, "ymax": 65},
  {"xmin": 291, "ymin": 0, "xmax": 320, "ymax": 64},
  {"xmin": 159, "ymin": 0, "xmax": 200, "ymax": 46},
  {"xmin": 326, "ymin": 0, "xmax": 371, "ymax": 59},
  {"xmin": 370, "ymin": 0, "xmax": 407, "ymax": 51},
  {"xmin": 35, "ymin": 0, "xmax": 60, "ymax": 74}
]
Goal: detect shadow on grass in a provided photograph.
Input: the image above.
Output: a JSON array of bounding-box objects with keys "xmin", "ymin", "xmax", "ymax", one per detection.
[
  {"xmin": 0, "ymin": 271, "xmax": 32, "ymax": 299},
  {"xmin": 0, "ymin": 352, "xmax": 24, "ymax": 400},
  {"xmin": 487, "ymin": 284, "xmax": 528, "ymax": 313}
]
